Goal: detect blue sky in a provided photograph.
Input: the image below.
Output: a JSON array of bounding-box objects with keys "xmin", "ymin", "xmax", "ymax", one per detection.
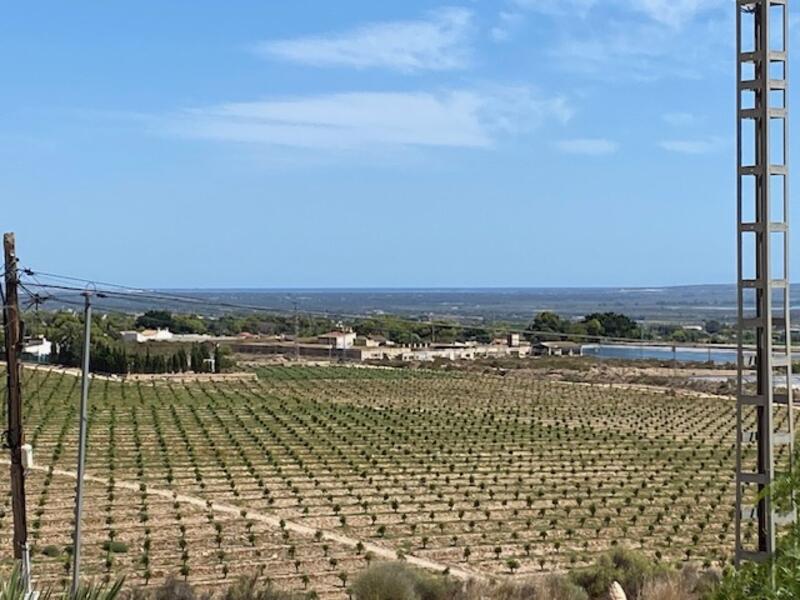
[{"xmin": 0, "ymin": 1, "xmax": 793, "ymax": 288}]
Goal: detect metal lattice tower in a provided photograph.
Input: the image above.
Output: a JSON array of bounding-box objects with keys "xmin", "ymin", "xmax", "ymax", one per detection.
[{"xmin": 735, "ymin": 0, "xmax": 795, "ymax": 565}]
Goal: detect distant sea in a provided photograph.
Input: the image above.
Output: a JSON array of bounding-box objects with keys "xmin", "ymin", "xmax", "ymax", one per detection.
[{"xmin": 47, "ymin": 284, "xmax": 800, "ymax": 325}]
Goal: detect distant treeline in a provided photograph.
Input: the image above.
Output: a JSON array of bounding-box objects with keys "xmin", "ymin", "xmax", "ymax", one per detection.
[
  {"xmin": 56, "ymin": 340, "xmax": 223, "ymax": 375},
  {"xmin": 526, "ymin": 311, "xmax": 640, "ymax": 341},
  {"xmin": 526, "ymin": 311, "xmax": 732, "ymax": 343},
  {"xmin": 132, "ymin": 309, "xmax": 334, "ymax": 338},
  {"xmin": 6, "ymin": 306, "xmax": 737, "ymax": 376}
]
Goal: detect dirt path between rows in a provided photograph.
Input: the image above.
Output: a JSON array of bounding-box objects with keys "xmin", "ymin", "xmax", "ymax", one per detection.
[
  {"xmin": 4, "ymin": 362, "xmax": 257, "ymax": 383},
  {"xmin": 4, "ymin": 459, "xmax": 487, "ymax": 583},
  {"xmin": 543, "ymin": 377, "xmax": 731, "ymax": 401}
]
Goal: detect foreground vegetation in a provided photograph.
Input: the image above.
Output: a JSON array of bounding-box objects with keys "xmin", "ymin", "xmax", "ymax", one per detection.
[
  {"xmin": 0, "ymin": 548, "xmax": 722, "ymax": 600},
  {"xmin": 0, "ymin": 563, "xmax": 123, "ymax": 599},
  {"xmin": 3, "ymin": 537, "xmax": 798, "ymax": 599},
  {"xmin": 707, "ymin": 458, "xmax": 800, "ymax": 600}
]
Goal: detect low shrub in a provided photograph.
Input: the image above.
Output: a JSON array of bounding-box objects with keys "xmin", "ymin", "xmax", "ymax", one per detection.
[
  {"xmin": 456, "ymin": 575, "xmax": 587, "ymax": 600},
  {"xmin": 639, "ymin": 573, "xmax": 695, "ymax": 600},
  {"xmin": 150, "ymin": 577, "xmax": 208, "ymax": 600},
  {"xmin": 102, "ymin": 541, "xmax": 129, "ymax": 554},
  {"xmin": 351, "ymin": 562, "xmax": 455, "ymax": 600},
  {"xmin": 120, "ymin": 576, "xmax": 313, "ymax": 600},
  {"xmin": 537, "ymin": 576, "xmax": 589, "ymax": 600},
  {"xmin": 42, "ymin": 545, "xmax": 62, "ymax": 558},
  {"xmin": 352, "ymin": 563, "xmax": 588, "ymax": 600},
  {"xmin": 570, "ymin": 548, "xmax": 666, "ymax": 599},
  {"xmin": 221, "ymin": 575, "xmax": 312, "ymax": 600}
]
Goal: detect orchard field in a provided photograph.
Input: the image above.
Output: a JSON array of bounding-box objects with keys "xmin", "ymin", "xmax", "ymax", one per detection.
[{"xmin": 0, "ymin": 365, "xmax": 778, "ymax": 597}]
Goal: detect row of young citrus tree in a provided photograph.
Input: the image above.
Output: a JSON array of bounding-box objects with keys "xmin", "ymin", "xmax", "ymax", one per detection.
[{"xmin": 0, "ymin": 365, "xmax": 793, "ymax": 598}]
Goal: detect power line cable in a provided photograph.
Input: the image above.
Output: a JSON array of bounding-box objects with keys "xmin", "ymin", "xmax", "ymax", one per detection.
[
  {"xmin": 21, "ymin": 278, "xmax": 688, "ymax": 347},
  {"xmin": 17, "ymin": 277, "xmax": 734, "ymax": 350},
  {"xmin": 21, "ymin": 268, "xmax": 298, "ymax": 312},
  {"xmin": 20, "ymin": 269, "xmax": 145, "ymax": 293},
  {"xmin": 20, "ymin": 279, "xmax": 291, "ymax": 314}
]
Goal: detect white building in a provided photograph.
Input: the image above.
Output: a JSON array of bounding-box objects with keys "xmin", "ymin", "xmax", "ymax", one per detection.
[
  {"xmin": 120, "ymin": 328, "xmax": 174, "ymax": 343},
  {"xmin": 23, "ymin": 337, "xmax": 52, "ymax": 361},
  {"xmin": 317, "ymin": 331, "xmax": 357, "ymax": 350}
]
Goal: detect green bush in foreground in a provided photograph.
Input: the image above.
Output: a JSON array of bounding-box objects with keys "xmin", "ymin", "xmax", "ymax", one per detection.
[
  {"xmin": 708, "ymin": 447, "xmax": 800, "ymax": 600},
  {"xmin": 350, "ymin": 562, "xmax": 589, "ymax": 600},
  {"xmin": 70, "ymin": 579, "xmax": 125, "ymax": 600},
  {"xmin": 570, "ymin": 547, "xmax": 669, "ymax": 598},
  {"xmin": 346, "ymin": 554, "xmax": 725, "ymax": 600},
  {"xmin": 4, "ymin": 528, "xmax": 799, "ymax": 600},
  {"xmin": 42, "ymin": 545, "xmax": 62, "ymax": 558},
  {"xmin": 219, "ymin": 575, "xmax": 311, "ymax": 600},
  {"xmin": 0, "ymin": 554, "xmax": 715, "ymax": 600},
  {"xmin": 102, "ymin": 541, "xmax": 129, "ymax": 554},
  {"xmin": 0, "ymin": 564, "xmax": 26, "ymax": 600},
  {"xmin": 350, "ymin": 562, "xmax": 453, "ymax": 600},
  {"xmin": 0, "ymin": 563, "xmax": 124, "ymax": 600},
  {"xmin": 458, "ymin": 575, "xmax": 588, "ymax": 600},
  {"xmin": 121, "ymin": 575, "xmax": 314, "ymax": 600},
  {"xmin": 708, "ymin": 526, "xmax": 800, "ymax": 600}
]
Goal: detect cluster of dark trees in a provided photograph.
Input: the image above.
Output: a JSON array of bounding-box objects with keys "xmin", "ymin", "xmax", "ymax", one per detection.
[
  {"xmin": 20, "ymin": 308, "xmax": 337, "ymax": 343},
  {"xmin": 526, "ymin": 311, "xmax": 736, "ymax": 344},
  {"xmin": 134, "ymin": 310, "xmax": 208, "ymax": 335},
  {"xmin": 582, "ymin": 312, "xmax": 640, "ymax": 339},
  {"xmin": 133, "ymin": 309, "xmax": 334, "ymax": 338},
  {"xmin": 354, "ymin": 316, "xmax": 494, "ymax": 346},
  {"xmin": 57, "ymin": 340, "xmax": 220, "ymax": 375},
  {"xmin": 526, "ymin": 311, "xmax": 641, "ymax": 341}
]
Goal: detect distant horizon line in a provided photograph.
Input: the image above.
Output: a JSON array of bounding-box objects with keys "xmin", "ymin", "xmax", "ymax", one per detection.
[{"xmin": 151, "ymin": 283, "xmax": 742, "ymax": 293}]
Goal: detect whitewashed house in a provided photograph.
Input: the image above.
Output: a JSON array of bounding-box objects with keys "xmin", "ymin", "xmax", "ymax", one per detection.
[
  {"xmin": 22, "ymin": 337, "xmax": 52, "ymax": 362},
  {"xmin": 120, "ymin": 328, "xmax": 174, "ymax": 343},
  {"xmin": 317, "ymin": 331, "xmax": 357, "ymax": 350}
]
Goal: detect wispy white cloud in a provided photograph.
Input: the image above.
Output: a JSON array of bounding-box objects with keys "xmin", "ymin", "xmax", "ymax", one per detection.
[
  {"xmin": 556, "ymin": 138, "xmax": 618, "ymax": 155},
  {"xmin": 634, "ymin": 0, "xmax": 726, "ymax": 28},
  {"xmin": 662, "ymin": 112, "xmax": 699, "ymax": 126},
  {"xmin": 490, "ymin": 11, "xmax": 525, "ymax": 42},
  {"xmin": 659, "ymin": 136, "xmax": 725, "ymax": 154},
  {"xmin": 508, "ymin": 0, "xmax": 729, "ymax": 79},
  {"xmin": 512, "ymin": 0, "xmax": 598, "ymax": 18},
  {"xmin": 254, "ymin": 7, "xmax": 474, "ymax": 72},
  {"xmin": 552, "ymin": 24, "xmax": 680, "ymax": 81},
  {"xmin": 551, "ymin": 13, "xmax": 730, "ymax": 81},
  {"xmin": 513, "ymin": 0, "xmax": 724, "ymax": 27},
  {"xmin": 164, "ymin": 88, "xmax": 572, "ymax": 151}
]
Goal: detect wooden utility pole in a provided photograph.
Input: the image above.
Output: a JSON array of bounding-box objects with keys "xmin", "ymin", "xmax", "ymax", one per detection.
[{"xmin": 3, "ymin": 232, "xmax": 28, "ymax": 562}]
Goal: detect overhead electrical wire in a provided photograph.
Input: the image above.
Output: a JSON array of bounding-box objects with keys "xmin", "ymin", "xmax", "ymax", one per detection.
[
  {"xmin": 20, "ymin": 269, "xmax": 140, "ymax": 291},
  {"xmin": 13, "ymin": 267, "xmax": 738, "ymax": 351},
  {"xmin": 22, "ymin": 268, "xmax": 293, "ymax": 309}
]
